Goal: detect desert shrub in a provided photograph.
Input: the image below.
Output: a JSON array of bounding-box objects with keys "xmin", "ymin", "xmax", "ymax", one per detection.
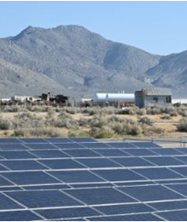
[
  {"xmin": 138, "ymin": 116, "xmax": 153, "ymax": 126},
  {"xmin": 58, "ymin": 111, "xmax": 72, "ymax": 119},
  {"xmin": 61, "ymin": 107, "xmax": 77, "ymax": 115},
  {"xmin": 54, "ymin": 118, "xmax": 79, "ymax": 129},
  {"xmin": 27, "ymin": 128, "xmax": 65, "ymax": 137},
  {"xmin": 146, "ymin": 106, "xmax": 162, "ymax": 115},
  {"xmin": 3, "ymin": 105, "xmax": 20, "ymax": 113},
  {"xmin": 107, "ymin": 115, "xmax": 122, "ymax": 123},
  {"xmin": 47, "ymin": 107, "xmax": 56, "ymax": 116},
  {"xmin": 78, "ymin": 118, "xmax": 89, "ymax": 127},
  {"xmin": 177, "ymin": 118, "xmax": 187, "ymax": 132},
  {"xmin": 89, "ymin": 115, "xmax": 107, "ymax": 128},
  {"xmin": 136, "ymin": 108, "xmax": 146, "ymax": 116},
  {"xmin": 68, "ymin": 130, "xmax": 90, "ymax": 138},
  {"xmin": 0, "ymin": 118, "xmax": 12, "ymax": 130},
  {"xmin": 160, "ymin": 114, "xmax": 171, "ymax": 120},
  {"xmin": 13, "ymin": 129, "xmax": 25, "ymax": 137},
  {"xmin": 89, "ymin": 127, "xmax": 115, "ymax": 138}
]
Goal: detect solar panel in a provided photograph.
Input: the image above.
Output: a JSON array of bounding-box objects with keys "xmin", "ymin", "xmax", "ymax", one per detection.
[
  {"xmin": 133, "ymin": 167, "xmax": 184, "ymax": 180},
  {"xmin": 18, "ymin": 138, "xmax": 47, "ymax": 143},
  {"xmin": 0, "ymin": 151, "xmax": 36, "ymax": 159},
  {"xmin": 36, "ymin": 207, "xmax": 100, "ymax": 220},
  {"xmin": 156, "ymin": 210, "xmax": 187, "ymax": 221},
  {"xmin": 145, "ymin": 156, "xmax": 185, "ymax": 166},
  {"xmin": 1, "ymin": 160, "xmax": 48, "ymax": 171},
  {"xmin": 65, "ymin": 187, "xmax": 136, "ymax": 205},
  {"xmin": 63, "ymin": 149, "xmax": 100, "ymax": 157},
  {"xmin": 0, "ymin": 193, "xmax": 24, "ymax": 210},
  {"xmin": 39, "ymin": 159, "xmax": 86, "ymax": 169},
  {"xmin": 87, "ymin": 213, "xmax": 163, "ymax": 221},
  {"xmin": 106, "ymin": 142, "xmax": 137, "ymax": 148},
  {"xmin": 112, "ymin": 157, "xmax": 154, "ymax": 167},
  {"xmin": 6, "ymin": 190, "xmax": 82, "ymax": 208},
  {"xmin": 0, "ymin": 210, "xmax": 43, "ymax": 221},
  {"xmin": 70, "ymin": 137, "xmax": 97, "ymax": 143},
  {"xmin": 119, "ymin": 184, "xmax": 185, "ymax": 201},
  {"xmin": 1, "ymin": 137, "xmax": 187, "ymax": 221},
  {"xmin": 2, "ymin": 171, "xmax": 60, "ymax": 185},
  {"xmin": 132, "ymin": 142, "xmax": 162, "ymax": 148},
  {"xmin": 93, "ymin": 169, "xmax": 146, "ymax": 182},
  {"xmin": 77, "ymin": 158, "xmax": 120, "ymax": 168},
  {"xmin": 49, "ymin": 170, "xmax": 104, "ymax": 183},
  {"xmin": 0, "ymin": 144, "xmax": 28, "ymax": 151},
  {"xmin": 54, "ymin": 143, "xmax": 85, "ymax": 149},
  {"xmin": 30, "ymin": 150, "xmax": 69, "ymax": 158},
  {"xmin": 94, "ymin": 149, "xmax": 130, "ymax": 157},
  {"xmin": 25, "ymin": 143, "xmax": 57, "ymax": 150}
]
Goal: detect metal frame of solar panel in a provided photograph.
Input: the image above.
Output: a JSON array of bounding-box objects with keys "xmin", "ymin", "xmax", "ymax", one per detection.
[{"xmin": 2, "ymin": 137, "xmax": 187, "ymax": 221}]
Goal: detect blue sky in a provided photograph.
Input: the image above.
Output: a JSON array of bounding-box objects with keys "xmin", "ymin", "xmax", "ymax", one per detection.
[{"xmin": 0, "ymin": 1, "xmax": 187, "ymax": 55}]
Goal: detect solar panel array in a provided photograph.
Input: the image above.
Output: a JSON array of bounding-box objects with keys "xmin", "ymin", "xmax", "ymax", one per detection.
[{"xmin": 1, "ymin": 137, "xmax": 187, "ymax": 220}]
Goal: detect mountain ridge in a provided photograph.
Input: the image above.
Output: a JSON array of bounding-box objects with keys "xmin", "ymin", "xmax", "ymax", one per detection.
[{"xmin": 0, "ymin": 25, "xmax": 187, "ymax": 98}]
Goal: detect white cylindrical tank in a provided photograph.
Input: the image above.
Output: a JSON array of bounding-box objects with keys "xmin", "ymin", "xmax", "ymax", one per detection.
[
  {"xmin": 106, "ymin": 93, "xmax": 135, "ymax": 103},
  {"xmin": 93, "ymin": 93, "xmax": 107, "ymax": 101}
]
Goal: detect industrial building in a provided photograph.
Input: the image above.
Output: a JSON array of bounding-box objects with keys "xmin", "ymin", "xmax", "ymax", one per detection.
[{"xmin": 135, "ymin": 88, "xmax": 172, "ymax": 108}]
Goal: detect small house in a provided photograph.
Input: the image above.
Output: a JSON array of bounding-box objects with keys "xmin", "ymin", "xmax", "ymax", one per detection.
[{"xmin": 135, "ymin": 88, "xmax": 172, "ymax": 108}]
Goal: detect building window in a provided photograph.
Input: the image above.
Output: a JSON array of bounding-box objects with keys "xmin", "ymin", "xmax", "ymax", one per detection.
[
  {"xmin": 153, "ymin": 97, "xmax": 158, "ymax": 103},
  {"xmin": 166, "ymin": 96, "xmax": 171, "ymax": 103}
]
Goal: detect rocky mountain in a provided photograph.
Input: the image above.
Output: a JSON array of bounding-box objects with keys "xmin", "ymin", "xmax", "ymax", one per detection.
[{"xmin": 0, "ymin": 25, "xmax": 186, "ymax": 98}]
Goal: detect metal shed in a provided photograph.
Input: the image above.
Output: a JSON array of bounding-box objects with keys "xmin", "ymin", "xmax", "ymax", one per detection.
[{"xmin": 135, "ymin": 88, "xmax": 172, "ymax": 108}]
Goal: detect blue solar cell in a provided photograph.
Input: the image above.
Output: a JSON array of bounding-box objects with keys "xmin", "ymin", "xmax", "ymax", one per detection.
[
  {"xmin": 171, "ymin": 167, "xmax": 187, "ymax": 177},
  {"xmin": 65, "ymin": 187, "xmax": 136, "ymax": 205},
  {"xmin": 95, "ymin": 203, "xmax": 153, "ymax": 215},
  {"xmin": 115, "ymin": 181, "xmax": 155, "ymax": 187},
  {"xmin": 174, "ymin": 148, "xmax": 187, "ymax": 154},
  {"xmin": 6, "ymin": 190, "xmax": 82, "ymax": 208},
  {"xmin": 45, "ymin": 138, "xmax": 73, "ymax": 143},
  {"xmin": 94, "ymin": 149, "xmax": 130, "ymax": 157},
  {"xmin": 134, "ymin": 167, "xmax": 184, "ymax": 180},
  {"xmin": 145, "ymin": 156, "xmax": 185, "ymax": 166},
  {"xmin": 0, "ymin": 144, "xmax": 28, "ymax": 151},
  {"xmin": 0, "ymin": 175, "xmax": 14, "ymax": 186},
  {"xmin": 132, "ymin": 142, "xmax": 161, "ymax": 148},
  {"xmin": 124, "ymin": 149, "xmax": 157, "ymax": 156},
  {"xmin": 63, "ymin": 149, "xmax": 100, "ymax": 157},
  {"xmin": 18, "ymin": 138, "xmax": 47, "ymax": 143},
  {"xmin": 106, "ymin": 142, "xmax": 136, "ymax": 148},
  {"xmin": 0, "ymin": 138, "xmax": 21, "ymax": 144},
  {"xmin": 80, "ymin": 143, "xmax": 110, "ymax": 148},
  {"xmin": 40, "ymin": 159, "xmax": 85, "ymax": 169},
  {"xmin": 167, "ymin": 184, "xmax": 187, "ymax": 196},
  {"xmin": 174, "ymin": 156, "xmax": 187, "ymax": 164},
  {"xmin": 149, "ymin": 200, "xmax": 187, "ymax": 211},
  {"xmin": 70, "ymin": 137, "xmax": 96, "ymax": 143},
  {"xmin": 157, "ymin": 209, "xmax": 187, "ymax": 221},
  {"xmin": 36, "ymin": 207, "xmax": 100, "ymax": 220},
  {"xmin": 87, "ymin": 213, "xmax": 163, "ymax": 221},
  {"xmin": 26, "ymin": 143, "xmax": 57, "ymax": 150},
  {"xmin": 118, "ymin": 184, "xmax": 185, "ymax": 201},
  {"xmin": 30, "ymin": 150, "xmax": 69, "ymax": 158},
  {"xmin": 0, "ymin": 210, "xmax": 42, "ymax": 221},
  {"xmin": 55, "ymin": 143, "xmax": 85, "ymax": 149},
  {"xmin": 2, "ymin": 171, "xmax": 60, "ymax": 185},
  {"xmin": 93, "ymin": 169, "xmax": 146, "ymax": 182},
  {"xmin": 49, "ymin": 170, "xmax": 104, "ymax": 183},
  {"xmin": 158, "ymin": 179, "xmax": 187, "ymax": 185},
  {"xmin": 1, "ymin": 160, "xmax": 48, "ymax": 170},
  {"xmin": 0, "ymin": 164, "xmax": 8, "ymax": 171},
  {"xmin": 0, "ymin": 151, "xmax": 36, "ymax": 159},
  {"xmin": 150, "ymin": 148, "xmax": 183, "ymax": 156},
  {"xmin": 112, "ymin": 157, "xmax": 154, "ymax": 167},
  {"xmin": 0, "ymin": 193, "xmax": 23, "ymax": 210},
  {"xmin": 77, "ymin": 158, "xmax": 119, "ymax": 168}
]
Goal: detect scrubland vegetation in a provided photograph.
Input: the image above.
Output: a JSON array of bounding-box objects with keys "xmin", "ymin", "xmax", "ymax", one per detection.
[{"xmin": 0, "ymin": 104, "xmax": 187, "ymax": 138}]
